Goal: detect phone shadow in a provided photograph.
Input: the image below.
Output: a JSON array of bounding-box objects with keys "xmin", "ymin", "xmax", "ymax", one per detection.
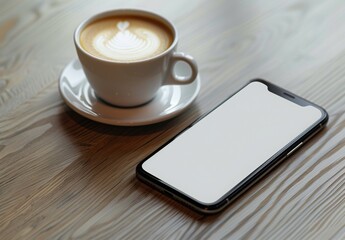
[
  {"xmin": 135, "ymin": 178, "xmax": 244, "ymax": 222},
  {"xmin": 56, "ymin": 101, "xmax": 207, "ymax": 219}
]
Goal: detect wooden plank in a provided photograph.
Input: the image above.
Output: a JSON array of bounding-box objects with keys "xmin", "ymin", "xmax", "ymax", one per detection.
[{"xmin": 1, "ymin": 0, "xmax": 345, "ymax": 239}]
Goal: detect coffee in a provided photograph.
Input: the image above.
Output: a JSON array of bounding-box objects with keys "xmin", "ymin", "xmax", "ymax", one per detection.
[
  {"xmin": 75, "ymin": 9, "xmax": 198, "ymax": 107},
  {"xmin": 80, "ymin": 16, "xmax": 173, "ymax": 62}
]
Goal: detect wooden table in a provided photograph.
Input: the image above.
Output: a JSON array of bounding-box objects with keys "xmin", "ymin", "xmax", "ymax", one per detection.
[{"xmin": 1, "ymin": 0, "xmax": 345, "ymax": 239}]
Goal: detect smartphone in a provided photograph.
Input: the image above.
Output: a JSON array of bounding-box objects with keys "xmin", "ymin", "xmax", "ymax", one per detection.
[{"xmin": 136, "ymin": 79, "xmax": 328, "ymax": 214}]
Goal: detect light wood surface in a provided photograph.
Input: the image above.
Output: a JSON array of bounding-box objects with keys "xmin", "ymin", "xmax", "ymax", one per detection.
[{"xmin": 1, "ymin": 0, "xmax": 345, "ymax": 239}]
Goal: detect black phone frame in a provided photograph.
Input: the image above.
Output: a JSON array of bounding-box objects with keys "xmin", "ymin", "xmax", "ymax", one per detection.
[{"xmin": 136, "ymin": 79, "xmax": 329, "ymax": 214}]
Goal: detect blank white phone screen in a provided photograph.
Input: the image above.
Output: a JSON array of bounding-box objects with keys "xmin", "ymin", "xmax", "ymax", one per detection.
[{"xmin": 142, "ymin": 81, "xmax": 323, "ymax": 204}]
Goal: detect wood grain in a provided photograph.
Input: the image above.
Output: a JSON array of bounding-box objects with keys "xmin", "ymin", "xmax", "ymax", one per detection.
[{"xmin": 1, "ymin": 0, "xmax": 345, "ymax": 239}]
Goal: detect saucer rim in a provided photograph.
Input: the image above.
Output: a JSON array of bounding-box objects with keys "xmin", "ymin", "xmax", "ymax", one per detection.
[{"xmin": 59, "ymin": 59, "xmax": 201, "ymax": 126}]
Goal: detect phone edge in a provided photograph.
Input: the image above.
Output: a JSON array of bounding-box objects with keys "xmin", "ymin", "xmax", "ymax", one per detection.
[{"xmin": 136, "ymin": 79, "xmax": 329, "ymax": 214}]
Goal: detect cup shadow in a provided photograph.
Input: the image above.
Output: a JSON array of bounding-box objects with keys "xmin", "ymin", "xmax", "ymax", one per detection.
[{"xmin": 56, "ymin": 102, "xmax": 206, "ymax": 221}]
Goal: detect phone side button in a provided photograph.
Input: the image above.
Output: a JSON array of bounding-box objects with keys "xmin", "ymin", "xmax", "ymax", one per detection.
[{"xmin": 287, "ymin": 142, "xmax": 304, "ymax": 156}]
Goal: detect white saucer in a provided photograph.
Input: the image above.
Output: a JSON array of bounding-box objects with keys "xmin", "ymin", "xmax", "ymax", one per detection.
[{"xmin": 59, "ymin": 60, "xmax": 200, "ymax": 126}]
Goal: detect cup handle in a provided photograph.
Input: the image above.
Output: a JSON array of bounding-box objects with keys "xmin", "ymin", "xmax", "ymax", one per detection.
[{"xmin": 164, "ymin": 52, "xmax": 198, "ymax": 85}]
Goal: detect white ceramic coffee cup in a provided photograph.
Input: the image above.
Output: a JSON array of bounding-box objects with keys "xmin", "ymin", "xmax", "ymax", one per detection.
[{"xmin": 74, "ymin": 9, "xmax": 198, "ymax": 107}]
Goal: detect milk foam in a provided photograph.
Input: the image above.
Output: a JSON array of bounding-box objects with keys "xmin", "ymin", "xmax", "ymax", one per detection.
[{"xmin": 92, "ymin": 21, "xmax": 161, "ymax": 61}]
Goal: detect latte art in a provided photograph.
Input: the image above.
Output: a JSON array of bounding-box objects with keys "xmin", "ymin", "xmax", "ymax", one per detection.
[
  {"xmin": 93, "ymin": 21, "xmax": 161, "ymax": 61},
  {"xmin": 80, "ymin": 16, "xmax": 173, "ymax": 62}
]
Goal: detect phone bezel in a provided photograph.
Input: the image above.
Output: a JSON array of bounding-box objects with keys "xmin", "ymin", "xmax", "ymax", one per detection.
[{"xmin": 136, "ymin": 79, "xmax": 329, "ymax": 214}]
